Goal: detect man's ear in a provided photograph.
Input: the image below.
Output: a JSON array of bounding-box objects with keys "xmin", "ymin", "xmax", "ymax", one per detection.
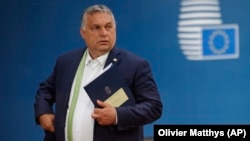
[{"xmin": 80, "ymin": 28, "xmax": 85, "ymax": 39}]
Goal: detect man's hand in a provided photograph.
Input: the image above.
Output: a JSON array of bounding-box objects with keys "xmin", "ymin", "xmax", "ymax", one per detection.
[
  {"xmin": 91, "ymin": 100, "xmax": 117, "ymax": 126},
  {"xmin": 39, "ymin": 114, "xmax": 55, "ymax": 132}
]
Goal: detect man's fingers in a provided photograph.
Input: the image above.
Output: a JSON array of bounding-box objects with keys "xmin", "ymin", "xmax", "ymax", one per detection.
[
  {"xmin": 91, "ymin": 108, "xmax": 102, "ymax": 119},
  {"xmin": 96, "ymin": 100, "xmax": 111, "ymax": 108},
  {"xmin": 39, "ymin": 114, "xmax": 55, "ymax": 132}
]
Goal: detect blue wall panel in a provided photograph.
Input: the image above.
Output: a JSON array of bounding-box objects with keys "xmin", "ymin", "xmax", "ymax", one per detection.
[{"xmin": 0, "ymin": 0, "xmax": 249, "ymax": 140}]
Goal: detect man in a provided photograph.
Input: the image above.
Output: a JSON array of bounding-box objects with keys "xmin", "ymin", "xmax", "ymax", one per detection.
[{"xmin": 34, "ymin": 4, "xmax": 162, "ymax": 141}]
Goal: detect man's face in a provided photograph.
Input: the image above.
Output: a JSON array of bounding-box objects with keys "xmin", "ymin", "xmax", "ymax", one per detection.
[{"xmin": 80, "ymin": 12, "xmax": 116, "ymax": 58}]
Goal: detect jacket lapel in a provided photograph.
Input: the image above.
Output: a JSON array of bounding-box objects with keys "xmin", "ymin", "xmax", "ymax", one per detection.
[{"xmin": 105, "ymin": 47, "xmax": 121, "ymax": 68}]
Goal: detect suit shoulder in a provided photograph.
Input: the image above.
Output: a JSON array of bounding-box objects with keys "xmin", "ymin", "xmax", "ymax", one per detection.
[{"xmin": 117, "ymin": 48, "xmax": 146, "ymax": 62}]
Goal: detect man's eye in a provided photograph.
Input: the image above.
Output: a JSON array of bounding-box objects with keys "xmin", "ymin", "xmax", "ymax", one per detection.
[
  {"xmin": 106, "ymin": 25, "xmax": 113, "ymax": 30},
  {"xmin": 92, "ymin": 26, "xmax": 100, "ymax": 31}
]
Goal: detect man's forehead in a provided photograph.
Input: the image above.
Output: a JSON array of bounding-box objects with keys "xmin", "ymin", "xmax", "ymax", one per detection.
[{"xmin": 84, "ymin": 12, "xmax": 115, "ymax": 28}]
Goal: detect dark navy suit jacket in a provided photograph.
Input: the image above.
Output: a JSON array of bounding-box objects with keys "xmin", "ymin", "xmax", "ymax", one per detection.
[{"xmin": 34, "ymin": 47, "xmax": 163, "ymax": 141}]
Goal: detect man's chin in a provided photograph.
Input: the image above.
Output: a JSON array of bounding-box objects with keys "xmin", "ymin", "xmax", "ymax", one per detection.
[{"xmin": 98, "ymin": 45, "xmax": 113, "ymax": 51}]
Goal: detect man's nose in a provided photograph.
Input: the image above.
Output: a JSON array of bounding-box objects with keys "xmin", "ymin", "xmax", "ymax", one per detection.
[{"xmin": 99, "ymin": 27, "xmax": 108, "ymax": 36}]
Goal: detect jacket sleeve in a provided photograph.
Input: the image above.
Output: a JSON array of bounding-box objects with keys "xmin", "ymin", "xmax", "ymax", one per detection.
[{"xmin": 34, "ymin": 64, "xmax": 57, "ymax": 124}]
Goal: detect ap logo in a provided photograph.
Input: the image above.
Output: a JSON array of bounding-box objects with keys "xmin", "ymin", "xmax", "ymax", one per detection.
[{"xmin": 177, "ymin": 0, "xmax": 239, "ymax": 60}]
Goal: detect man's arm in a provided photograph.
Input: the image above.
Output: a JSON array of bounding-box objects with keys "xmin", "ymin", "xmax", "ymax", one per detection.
[{"xmin": 34, "ymin": 70, "xmax": 56, "ymax": 131}]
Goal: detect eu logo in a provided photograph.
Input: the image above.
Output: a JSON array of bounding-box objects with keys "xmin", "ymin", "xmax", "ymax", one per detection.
[
  {"xmin": 177, "ymin": 0, "xmax": 240, "ymax": 61},
  {"xmin": 202, "ymin": 24, "xmax": 239, "ymax": 60}
]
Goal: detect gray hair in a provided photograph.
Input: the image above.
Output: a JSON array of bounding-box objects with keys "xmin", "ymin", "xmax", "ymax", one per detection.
[{"xmin": 80, "ymin": 4, "xmax": 116, "ymax": 30}]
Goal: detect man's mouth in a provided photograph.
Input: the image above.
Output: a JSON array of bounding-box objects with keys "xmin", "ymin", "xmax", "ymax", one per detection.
[{"xmin": 98, "ymin": 40, "xmax": 109, "ymax": 44}]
